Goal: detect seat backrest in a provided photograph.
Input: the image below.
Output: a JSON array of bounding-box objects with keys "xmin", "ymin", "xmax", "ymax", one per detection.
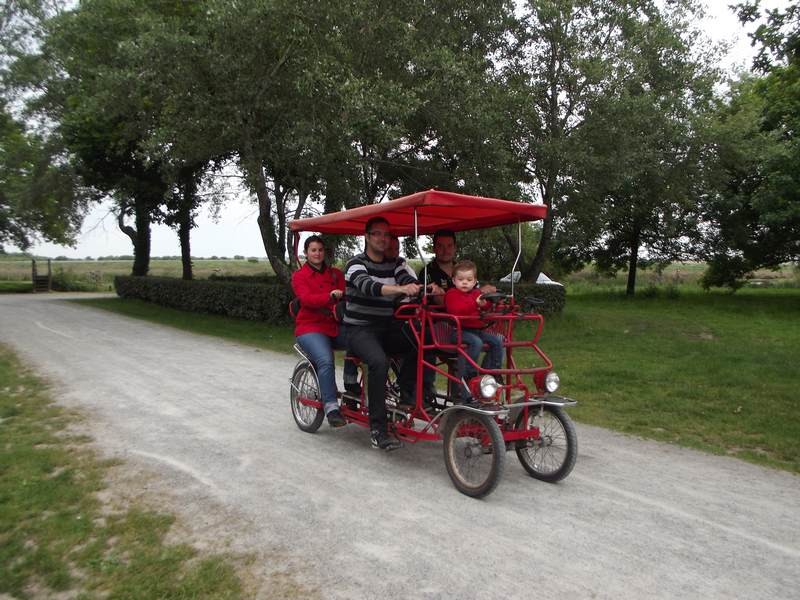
[
  {"xmin": 430, "ymin": 318, "xmax": 455, "ymax": 346},
  {"xmin": 288, "ymin": 297, "xmax": 301, "ymax": 319},
  {"xmin": 334, "ymin": 299, "xmax": 346, "ymax": 323},
  {"xmin": 485, "ymin": 318, "xmax": 508, "ymax": 339}
]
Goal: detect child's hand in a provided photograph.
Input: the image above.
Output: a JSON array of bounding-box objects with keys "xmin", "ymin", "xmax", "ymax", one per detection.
[{"xmin": 476, "ymin": 294, "xmax": 487, "ymax": 307}]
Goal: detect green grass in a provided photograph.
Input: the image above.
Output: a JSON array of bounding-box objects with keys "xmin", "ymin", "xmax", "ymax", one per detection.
[
  {"xmin": 0, "ymin": 281, "xmax": 32, "ymax": 293},
  {"xmin": 541, "ymin": 288, "xmax": 800, "ymax": 472},
  {"xmin": 73, "ymin": 288, "xmax": 800, "ymax": 474},
  {"xmin": 3, "ymin": 256, "xmax": 796, "ymax": 294},
  {"xmin": 0, "ymin": 257, "xmax": 274, "ymax": 287},
  {"xmin": 0, "ymin": 344, "xmax": 246, "ymax": 599},
  {"xmin": 561, "ymin": 262, "xmax": 799, "ymax": 291}
]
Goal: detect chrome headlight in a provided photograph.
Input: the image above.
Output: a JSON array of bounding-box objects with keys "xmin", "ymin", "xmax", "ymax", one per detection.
[
  {"xmin": 479, "ymin": 375, "xmax": 500, "ymax": 399},
  {"xmin": 545, "ymin": 371, "xmax": 560, "ymax": 393}
]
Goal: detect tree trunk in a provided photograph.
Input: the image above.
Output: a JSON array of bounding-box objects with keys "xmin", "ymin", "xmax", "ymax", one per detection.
[
  {"xmin": 526, "ymin": 175, "xmax": 556, "ymax": 280},
  {"xmin": 240, "ymin": 148, "xmax": 292, "ymax": 286},
  {"xmin": 179, "ymin": 216, "xmax": 192, "ymax": 280},
  {"xmin": 525, "ymin": 40, "xmax": 564, "ymax": 283},
  {"xmin": 286, "ymin": 188, "xmax": 308, "ymax": 271},
  {"xmin": 177, "ymin": 172, "xmax": 195, "ymax": 281},
  {"xmin": 132, "ymin": 199, "xmax": 151, "ymax": 276},
  {"xmin": 528, "ymin": 212, "xmax": 552, "ymax": 281},
  {"xmin": 117, "ymin": 199, "xmax": 151, "ymax": 277},
  {"xmin": 626, "ymin": 228, "xmax": 641, "ymax": 296}
]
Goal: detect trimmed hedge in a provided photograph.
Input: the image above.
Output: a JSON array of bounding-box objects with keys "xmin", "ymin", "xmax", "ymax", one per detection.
[
  {"xmin": 207, "ymin": 273, "xmax": 280, "ymax": 284},
  {"xmin": 114, "ymin": 276, "xmax": 294, "ymax": 324},
  {"xmin": 492, "ymin": 282, "xmax": 566, "ymax": 315},
  {"xmin": 113, "ymin": 276, "xmax": 565, "ymax": 324}
]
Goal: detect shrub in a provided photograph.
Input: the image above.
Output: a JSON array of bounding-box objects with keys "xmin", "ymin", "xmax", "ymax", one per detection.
[
  {"xmin": 493, "ymin": 282, "xmax": 566, "ymax": 315},
  {"xmin": 113, "ymin": 276, "xmax": 565, "ymax": 324},
  {"xmin": 114, "ymin": 276, "xmax": 293, "ymax": 324},
  {"xmin": 207, "ymin": 273, "xmax": 279, "ymax": 284},
  {"xmin": 51, "ymin": 268, "xmax": 97, "ymax": 292}
]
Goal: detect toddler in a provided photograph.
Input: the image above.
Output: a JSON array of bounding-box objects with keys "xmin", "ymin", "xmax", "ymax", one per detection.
[{"xmin": 444, "ymin": 260, "xmax": 504, "ymax": 402}]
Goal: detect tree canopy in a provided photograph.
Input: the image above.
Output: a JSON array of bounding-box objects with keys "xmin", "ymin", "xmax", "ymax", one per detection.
[
  {"xmin": 0, "ymin": 98, "xmax": 88, "ymax": 250},
  {"xmin": 1, "ymin": 0, "xmax": 797, "ymax": 291},
  {"xmin": 701, "ymin": 1, "xmax": 800, "ymax": 287}
]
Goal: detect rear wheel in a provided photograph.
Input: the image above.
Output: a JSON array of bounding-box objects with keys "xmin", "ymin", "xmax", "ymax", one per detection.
[
  {"xmin": 443, "ymin": 410, "xmax": 505, "ymax": 498},
  {"xmin": 515, "ymin": 405, "xmax": 577, "ymax": 482},
  {"xmin": 290, "ymin": 362, "xmax": 325, "ymax": 433}
]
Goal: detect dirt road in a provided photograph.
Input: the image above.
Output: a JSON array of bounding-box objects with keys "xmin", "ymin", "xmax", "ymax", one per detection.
[{"xmin": 1, "ymin": 293, "xmax": 797, "ymax": 599}]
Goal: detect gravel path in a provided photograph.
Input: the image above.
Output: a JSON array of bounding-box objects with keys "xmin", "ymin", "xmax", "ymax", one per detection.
[{"xmin": 1, "ymin": 293, "xmax": 798, "ymax": 599}]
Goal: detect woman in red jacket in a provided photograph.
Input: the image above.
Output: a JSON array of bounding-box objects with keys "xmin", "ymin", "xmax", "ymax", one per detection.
[{"xmin": 292, "ymin": 235, "xmax": 348, "ymax": 427}]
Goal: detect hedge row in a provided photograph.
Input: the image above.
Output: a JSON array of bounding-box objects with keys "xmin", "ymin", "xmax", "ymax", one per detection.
[
  {"xmin": 207, "ymin": 273, "xmax": 280, "ymax": 284},
  {"xmin": 113, "ymin": 276, "xmax": 565, "ymax": 324},
  {"xmin": 496, "ymin": 282, "xmax": 566, "ymax": 315},
  {"xmin": 114, "ymin": 276, "xmax": 294, "ymax": 324}
]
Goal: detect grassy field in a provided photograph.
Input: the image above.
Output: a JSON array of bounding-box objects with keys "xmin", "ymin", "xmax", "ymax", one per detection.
[
  {"xmin": 542, "ymin": 289, "xmax": 799, "ymax": 471},
  {"xmin": 0, "ymin": 344, "xmax": 245, "ymax": 599},
  {"xmin": 75, "ymin": 287, "xmax": 800, "ymax": 474},
  {"xmin": 0, "ymin": 281, "xmax": 32, "ymax": 293},
  {"xmin": 2, "ymin": 254, "xmax": 797, "ymax": 293},
  {"xmin": 0, "ymin": 257, "xmax": 274, "ymax": 291},
  {"xmin": 560, "ymin": 261, "xmax": 799, "ymax": 292}
]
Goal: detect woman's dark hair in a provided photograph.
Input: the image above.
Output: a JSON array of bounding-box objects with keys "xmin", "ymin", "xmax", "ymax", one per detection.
[{"xmin": 304, "ymin": 235, "xmax": 325, "ymax": 253}]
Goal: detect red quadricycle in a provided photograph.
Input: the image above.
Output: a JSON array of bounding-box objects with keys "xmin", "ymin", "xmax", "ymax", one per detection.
[{"xmin": 288, "ymin": 190, "xmax": 577, "ymax": 498}]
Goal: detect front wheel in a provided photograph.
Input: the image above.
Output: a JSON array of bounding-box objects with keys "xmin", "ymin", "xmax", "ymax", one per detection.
[
  {"xmin": 443, "ymin": 410, "xmax": 505, "ymax": 498},
  {"xmin": 290, "ymin": 362, "xmax": 325, "ymax": 433},
  {"xmin": 515, "ymin": 405, "xmax": 577, "ymax": 482}
]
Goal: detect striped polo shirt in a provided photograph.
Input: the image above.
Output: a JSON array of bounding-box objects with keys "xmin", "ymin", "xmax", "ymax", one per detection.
[{"xmin": 343, "ymin": 252, "xmax": 418, "ymax": 326}]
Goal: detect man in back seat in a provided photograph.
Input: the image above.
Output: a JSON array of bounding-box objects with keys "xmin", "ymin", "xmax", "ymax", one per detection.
[
  {"xmin": 424, "ymin": 229, "xmax": 497, "ymax": 296},
  {"xmin": 343, "ymin": 217, "xmax": 424, "ymax": 451}
]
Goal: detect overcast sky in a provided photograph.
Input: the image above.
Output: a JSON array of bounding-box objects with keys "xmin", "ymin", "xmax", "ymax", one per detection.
[{"xmin": 13, "ymin": 0, "xmax": 793, "ymax": 259}]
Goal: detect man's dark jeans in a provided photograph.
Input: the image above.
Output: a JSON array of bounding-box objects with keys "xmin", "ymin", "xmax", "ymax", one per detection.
[{"xmin": 346, "ymin": 321, "xmax": 417, "ymax": 433}]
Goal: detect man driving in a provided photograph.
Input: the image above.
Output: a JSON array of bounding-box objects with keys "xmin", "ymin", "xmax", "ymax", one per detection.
[{"xmin": 343, "ymin": 217, "xmax": 423, "ymax": 451}]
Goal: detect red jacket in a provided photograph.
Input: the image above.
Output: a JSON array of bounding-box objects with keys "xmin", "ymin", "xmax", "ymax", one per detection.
[
  {"xmin": 291, "ymin": 263, "xmax": 345, "ymax": 337},
  {"xmin": 444, "ymin": 287, "xmax": 485, "ymax": 329}
]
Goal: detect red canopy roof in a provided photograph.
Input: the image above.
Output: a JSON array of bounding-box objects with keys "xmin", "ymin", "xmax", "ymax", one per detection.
[{"xmin": 290, "ymin": 189, "xmax": 547, "ymax": 236}]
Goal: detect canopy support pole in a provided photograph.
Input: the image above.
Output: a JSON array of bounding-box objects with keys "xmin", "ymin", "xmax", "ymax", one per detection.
[
  {"xmin": 510, "ymin": 221, "xmax": 522, "ymax": 297},
  {"xmin": 414, "ymin": 209, "xmax": 427, "ymax": 299}
]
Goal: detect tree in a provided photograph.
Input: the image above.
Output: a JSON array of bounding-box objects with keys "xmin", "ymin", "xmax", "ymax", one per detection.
[
  {"xmin": 0, "ymin": 98, "xmax": 88, "ymax": 250},
  {"xmin": 561, "ymin": 1, "xmax": 717, "ymax": 295},
  {"xmin": 702, "ymin": 74, "xmax": 800, "ymax": 288},
  {"xmin": 509, "ymin": 0, "xmax": 721, "ymax": 289},
  {"xmin": 5, "ymin": 0, "xmax": 200, "ymax": 276},
  {"xmin": 701, "ymin": 2, "xmax": 800, "ymax": 287},
  {"xmin": 119, "ymin": 1, "xmax": 224, "ymax": 281},
  {"xmin": 456, "ymin": 223, "xmax": 541, "ymax": 281},
  {"xmin": 151, "ymin": 0, "xmax": 518, "ymax": 285},
  {"xmin": 509, "ymin": 0, "xmax": 635, "ymax": 281}
]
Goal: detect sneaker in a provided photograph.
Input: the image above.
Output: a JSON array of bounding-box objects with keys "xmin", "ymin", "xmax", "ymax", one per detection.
[
  {"xmin": 370, "ymin": 429, "xmax": 402, "ymax": 451},
  {"xmin": 326, "ymin": 409, "xmax": 346, "ymax": 428}
]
